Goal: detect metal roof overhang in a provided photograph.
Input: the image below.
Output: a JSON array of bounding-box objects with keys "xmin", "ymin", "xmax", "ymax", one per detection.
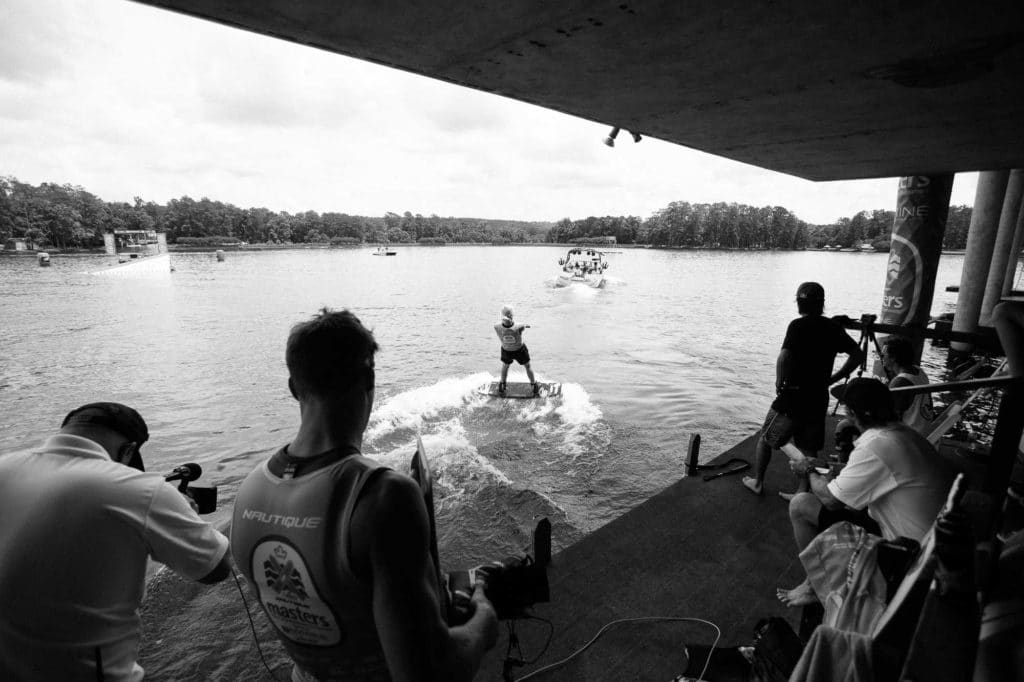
[{"xmin": 132, "ymin": 0, "xmax": 1024, "ymax": 181}]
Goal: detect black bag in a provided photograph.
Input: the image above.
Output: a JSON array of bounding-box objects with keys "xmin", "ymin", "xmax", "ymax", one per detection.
[{"xmin": 750, "ymin": 617, "xmax": 804, "ymax": 682}]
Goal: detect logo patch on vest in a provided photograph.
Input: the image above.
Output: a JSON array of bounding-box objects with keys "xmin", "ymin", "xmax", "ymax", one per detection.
[{"xmin": 252, "ymin": 540, "xmax": 342, "ymax": 646}]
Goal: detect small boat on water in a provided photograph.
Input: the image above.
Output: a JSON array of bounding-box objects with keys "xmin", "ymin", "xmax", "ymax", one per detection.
[
  {"xmin": 555, "ymin": 248, "xmax": 609, "ymax": 288},
  {"xmin": 91, "ymin": 229, "xmax": 173, "ymax": 278},
  {"xmin": 373, "ymin": 246, "xmax": 397, "ymax": 256}
]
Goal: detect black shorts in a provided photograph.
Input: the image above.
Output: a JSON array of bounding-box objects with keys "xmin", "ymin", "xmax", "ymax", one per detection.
[
  {"xmin": 500, "ymin": 346, "xmax": 531, "ymax": 365},
  {"xmin": 818, "ymin": 505, "xmax": 881, "ymax": 536},
  {"xmin": 761, "ymin": 408, "xmax": 825, "ymax": 452}
]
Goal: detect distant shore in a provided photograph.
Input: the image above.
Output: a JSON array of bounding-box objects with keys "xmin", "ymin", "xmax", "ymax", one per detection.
[{"xmin": 0, "ymin": 243, "xmax": 970, "ymax": 256}]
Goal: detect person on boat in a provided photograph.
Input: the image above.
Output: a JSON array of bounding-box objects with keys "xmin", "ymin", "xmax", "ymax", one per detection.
[
  {"xmin": 880, "ymin": 335, "xmax": 935, "ymax": 435},
  {"xmin": 0, "ymin": 402, "xmax": 231, "ymax": 681},
  {"xmin": 777, "ymin": 378, "xmax": 954, "ymax": 607},
  {"xmin": 742, "ymin": 281, "xmax": 864, "ymax": 496},
  {"xmin": 231, "ymin": 308, "xmax": 497, "ymax": 682},
  {"xmin": 494, "ymin": 304, "xmax": 538, "ymax": 395}
]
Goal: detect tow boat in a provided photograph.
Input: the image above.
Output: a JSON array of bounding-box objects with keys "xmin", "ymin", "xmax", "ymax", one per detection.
[
  {"xmin": 555, "ymin": 248, "xmax": 609, "ymax": 288},
  {"xmin": 373, "ymin": 245, "xmax": 397, "ymax": 256}
]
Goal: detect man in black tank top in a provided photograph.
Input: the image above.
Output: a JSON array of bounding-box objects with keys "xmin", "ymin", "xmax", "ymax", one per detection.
[{"xmin": 231, "ymin": 308, "xmax": 497, "ymax": 681}]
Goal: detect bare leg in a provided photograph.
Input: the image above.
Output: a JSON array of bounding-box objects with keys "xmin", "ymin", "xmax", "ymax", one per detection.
[
  {"xmin": 742, "ymin": 434, "xmax": 772, "ymax": 495},
  {"xmin": 776, "ymin": 493, "xmax": 825, "ymax": 606},
  {"xmin": 524, "ymin": 362, "xmax": 536, "ymax": 385},
  {"xmin": 499, "ymin": 363, "xmax": 510, "ymax": 393},
  {"xmin": 789, "ymin": 492, "xmax": 822, "ymax": 552},
  {"xmin": 795, "ymin": 447, "xmax": 819, "ymax": 493},
  {"xmin": 778, "ymin": 442, "xmax": 817, "ymax": 497}
]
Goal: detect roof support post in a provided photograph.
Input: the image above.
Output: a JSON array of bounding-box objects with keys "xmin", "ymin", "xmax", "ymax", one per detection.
[
  {"xmin": 952, "ymin": 170, "xmax": 1010, "ymax": 353},
  {"xmin": 877, "ymin": 174, "xmax": 954, "ymax": 371},
  {"xmin": 981, "ymin": 169, "xmax": 1024, "ymax": 325},
  {"xmin": 1000, "ymin": 197, "xmax": 1024, "ymax": 299}
]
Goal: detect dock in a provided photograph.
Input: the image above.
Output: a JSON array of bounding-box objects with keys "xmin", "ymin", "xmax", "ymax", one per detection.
[{"xmin": 479, "ymin": 431, "xmax": 810, "ymax": 681}]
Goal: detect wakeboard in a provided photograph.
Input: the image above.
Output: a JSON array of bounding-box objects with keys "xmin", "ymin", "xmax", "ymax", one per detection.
[
  {"xmin": 478, "ymin": 381, "xmax": 562, "ymax": 398},
  {"xmin": 410, "ymin": 436, "xmax": 449, "ymax": 617}
]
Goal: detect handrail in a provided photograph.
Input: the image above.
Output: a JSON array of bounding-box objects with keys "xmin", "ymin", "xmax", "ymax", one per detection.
[
  {"xmin": 888, "ymin": 374, "xmax": 1020, "ymax": 396},
  {"xmin": 832, "ymin": 315, "xmax": 1003, "ymax": 352}
]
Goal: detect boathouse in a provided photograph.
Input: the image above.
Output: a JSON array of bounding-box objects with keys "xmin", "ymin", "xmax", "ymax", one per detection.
[{"xmin": 131, "ymin": 2, "xmax": 1024, "ymax": 679}]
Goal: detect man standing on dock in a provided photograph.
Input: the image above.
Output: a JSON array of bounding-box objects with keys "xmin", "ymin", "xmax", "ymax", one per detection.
[
  {"xmin": 231, "ymin": 308, "xmax": 497, "ymax": 682},
  {"xmin": 0, "ymin": 402, "xmax": 232, "ymax": 681},
  {"xmin": 742, "ymin": 282, "xmax": 863, "ymax": 496}
]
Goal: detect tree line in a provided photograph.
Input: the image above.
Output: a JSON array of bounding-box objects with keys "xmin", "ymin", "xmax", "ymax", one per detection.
[
  {"xmin": 0, "ymin": 178, "xmax": 553, "ymax": 249},
  {"xmin": 0, "ymin": 175, "xmax": 973, "ymax": 251},
  {"xmin": 548, "ymin": 203, "xmax": 973, "ymax": 250}
]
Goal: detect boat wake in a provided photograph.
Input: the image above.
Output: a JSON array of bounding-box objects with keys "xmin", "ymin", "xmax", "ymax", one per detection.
[
  {"xmin": 140, "ymin": 372, "xmax": 605, "ymax": 678},
  {"xmin": 365, "ymin": 372, "xmax": 608, "ymax": 541}
]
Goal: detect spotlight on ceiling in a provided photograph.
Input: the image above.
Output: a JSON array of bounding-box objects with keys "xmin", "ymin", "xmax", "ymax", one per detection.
[
  {"xmin": 603, "ymin": 126, "xmax": 620, "ymax": 147},
  {"xmin": 630, "ymin": 131, "xmax": 643, "ymax": 143}
]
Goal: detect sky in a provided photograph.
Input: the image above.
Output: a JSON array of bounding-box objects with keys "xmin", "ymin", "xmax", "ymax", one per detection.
[{"xmin": 0, "ymin": 0, "xmax": 980, "ymax": 225}]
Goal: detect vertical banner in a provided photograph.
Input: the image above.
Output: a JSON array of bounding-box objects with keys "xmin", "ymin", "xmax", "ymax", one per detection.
[{"xmin": 878, "ymin": 174, "xmax": 954, "ymax": 364}]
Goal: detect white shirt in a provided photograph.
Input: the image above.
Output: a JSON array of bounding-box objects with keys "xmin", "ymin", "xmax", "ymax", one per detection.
[
  {"xmin": 827, "ymin": 424, "xmax": 953, "ymax": 541},
  {"xmin": 0, "ymin": 435, "xmax": 229, "ymax": 681}
]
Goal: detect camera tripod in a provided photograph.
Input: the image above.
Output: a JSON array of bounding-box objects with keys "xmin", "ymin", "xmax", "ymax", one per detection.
[
  {"xmin": 855, "ymin": 313, "xmax": 884, "ymax": 378},
  {"xmin": 831, "ymin": 313, "xmax": 885, "ymax": 415}
]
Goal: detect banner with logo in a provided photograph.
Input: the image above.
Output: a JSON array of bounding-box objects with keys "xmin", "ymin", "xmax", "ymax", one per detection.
[{"xmin": 880, "ymin": 175, "xmax": 954, "ymax": 329}]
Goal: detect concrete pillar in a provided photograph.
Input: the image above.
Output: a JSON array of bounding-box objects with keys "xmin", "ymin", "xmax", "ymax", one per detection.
[
  {"xmin": 1001, "ymin": 200, "xmax": 1024, "ymax": 298},
  {"xmin": 877, "ymin": 174, "xmax": 955, "ymax": 371},
  {"xmin": 981, "ymin": 170, "xmax": 1024, "ymax": 325},
  {"xmin": 102, "ymin": 232, "xmax": 116, "ymax": 255},
  {"xmin": 951, "ymin": 170, "xmax": 1010, "ymax": 353}
]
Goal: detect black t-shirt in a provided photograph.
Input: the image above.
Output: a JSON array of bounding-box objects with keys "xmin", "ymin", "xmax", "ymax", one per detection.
[{"xmin": 771, "ymin": 315, "xmax": 858, "ymax": 419}]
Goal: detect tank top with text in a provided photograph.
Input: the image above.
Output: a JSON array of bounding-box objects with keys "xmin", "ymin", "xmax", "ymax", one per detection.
[
  {"xmin": 494, "ymin": 323, "xmax": 524, "ymax": 351},
  {"xmin": 231, "ymin": 453, "xmax": 391, "ymax": 681}
]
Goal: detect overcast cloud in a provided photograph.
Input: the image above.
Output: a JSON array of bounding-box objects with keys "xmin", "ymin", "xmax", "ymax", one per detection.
[{"xmin": 0, "ymin": 0, "xmax": 979, "ymax": 224}]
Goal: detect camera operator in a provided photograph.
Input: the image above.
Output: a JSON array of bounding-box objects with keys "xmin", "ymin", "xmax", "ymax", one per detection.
[
  {"xmin": 231, "ymin": 308, "xmax": 498, "ymax": 682},
  {"xmin": 0, "ymin": 402, "xmax": 231, "ymax": 681}
]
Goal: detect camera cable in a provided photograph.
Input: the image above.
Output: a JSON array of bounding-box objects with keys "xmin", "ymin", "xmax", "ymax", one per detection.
[
  {"xmin": 511, "ymin": 616, "xmax": 721, "ymax": 681},
  {"xmin": 503, "ymin": 615, "xmax": 555, "ymax": 680},
  {"xmin": 232, "ymin": 569, "xmax": 284, "ymax": 681}
]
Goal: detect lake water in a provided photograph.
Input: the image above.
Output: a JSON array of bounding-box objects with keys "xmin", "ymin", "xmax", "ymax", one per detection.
[{"xmin": 0, "ymin": 246, "xmax": 968, "ymax": 678}]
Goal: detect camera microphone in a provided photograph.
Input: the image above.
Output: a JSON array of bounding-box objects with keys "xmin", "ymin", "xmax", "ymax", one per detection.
[{"xmin": 165, "ymin": 463, "xmax": 202, "ymax": 484}]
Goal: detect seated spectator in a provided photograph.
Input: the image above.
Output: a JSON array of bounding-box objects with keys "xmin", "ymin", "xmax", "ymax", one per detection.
[
  {"xmin": 881, "ymin": 335, "xmax": 935, "ymax": 434},
  {"xmin": 778, "ymin": 378, "xmax": 954, "ymax": 607}
]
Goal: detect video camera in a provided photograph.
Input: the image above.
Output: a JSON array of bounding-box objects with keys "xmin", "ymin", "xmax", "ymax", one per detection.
[
  {"xmin": 409, "ymin": 437, "xmax": 551, "ymax": 623},
  {"xmin": 446, "ymin": 518, "xmax": 551, "ymax": 621},
  {"xmin": 164, "ymin": 462, "xmax": 218, "ymax": 514}
]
